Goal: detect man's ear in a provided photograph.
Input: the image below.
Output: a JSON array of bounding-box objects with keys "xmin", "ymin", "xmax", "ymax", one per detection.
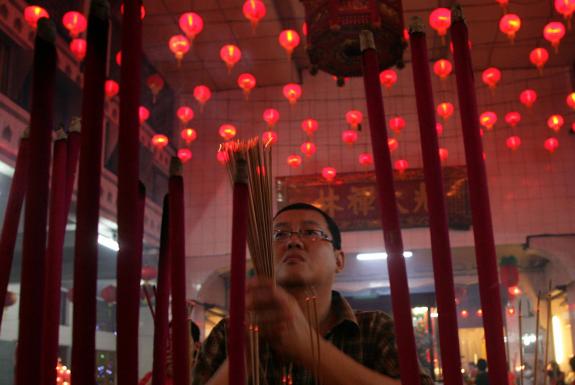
[{"xmin": 335, "ymin": 250, "xmax": 345, "ymax": 273}]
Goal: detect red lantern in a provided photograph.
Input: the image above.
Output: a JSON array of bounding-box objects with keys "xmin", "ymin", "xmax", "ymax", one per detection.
[
  {"xmin": 322, "ymin": 167, "xmax": 336, "ymax": 182},
  {"xmin": 177, "ymin": 148, "xmax": 192, "ymax": 163},
  {"xmin": 279, "ymin": 29, "xmax": 300, "ymax": 56},
  {"xmin": 69, "ymin": 38, "xmax": 87, "ymax": 61},
  {"xmin": 116, "ymin": 51, "xmax": 122, "ymax": 66},
  {"xmin": 439, "ymin": 148, "xmax": 449, "ymax": 162},
  {"xmin": 243, "ymin": 0, "xmax": 266, "ymax": 30},
  {"xmin": 499, "ymin": 14, "xmax": 521, "ymax": 42},
  {"xmin": 544, "ymin": 137, "xmax": 559, "ymax": 153},
  {"xmin": 476, "ymin": 309, "xmax": 483, "ymax": 317},
  {"xmin": 508, "ymin": 286, "xmax": 522, "ymax": 299},
  {"xmin": 388, "ymin": 138, "xmax": 399, "ymax": 152},
  {"xmin": 429, "ymin": 8, "xmax": 451, "ymax": 38},
  {"xmin": 219, "ymin": 124, "xmax": 237, "ymax": 141},
  {"xmin": 263, "ymin": 108, "xmax": 280, "ymax": 127},
  {"xmin": 437, "ymin": 102, "xmax": 454, "ymax": 120},
  {"xmin": 287, "ymin": 154, "xmax": 302, "ymax": 168},
  {"xmin": 141, "ymin": 266, "xmax": 158, "ymax": 281},
  {"xmin": 151, "ymin": 134, "xmax": 169, "ymax": 151},
  {"xmin": 341, "ymin": 130, "xmax": 358, "ymax": 145},
  {"xmin": 547, "ymin": 114, "xmax": 564, "ymax": 132},
  {"xmin": 479, "ymin": 111, "xmax": 497, "ymax": 130},
  {"xmin": 403, "ymin": 28, "xmax": 410, "ymax": 42},
  {"xmin": 482, "ymin": 67, "xmax": 501, "ymax": 89},
  {"xmin": 283, "ymin": 83, "xmax": 302, "ymax": 104},
  {"xmin": 177, "ymin": 106, "xmax": 194, "ymax": 125},
  {"xmin": 301, "ymin": 118, "xmax": 318, "ymax": 136},
  {"xmin": 194, "ymin": 85, "xmax": 212, "ymax": 109},
  {"xmin": 101, "ymin": 285, "xmax": 117, "ymax": 304},
  {"xmin": 181, "ymin": 128, "xmax": 197, "ymax": 145},
  {"xmin": 504, "ymin": 111, "xmax": 521, "ymax": 127},
  {"xmin": 543, "ymin": 22, "xmax": 566, "ymax": 52},
  {"xmin": 507, "ymin": 306, "xmax": 516, "ymax": 316},
  {"xmin": 460, "ymin": 309, "xmax": 469, "ymax": 319},
  {"xmin": 62, "ymin": 11, "xmax": 87, "ymax": 37},
  {"xmin": 139, "ymin": 106, "xmax": 150, "ymax": 125},
  {"xmin": 530, "ymin": 48, "xmax": 549, "ymax": 73},
  {"xmin": 220, "ymin": 44, "xmax": 242, "ymax": 72},
  {"xmin": 178, "ymin": 12, "xmax": 203, "ymax": 41},
  {"xmin": 358, "ymin": 153, "xmax": 373, "ymax": 166},
  {"xmin": 555, "ymin": 0, "xmax": 575, "ymax": 24},
  {"xmin": 506, "ymin": 136, "xmax": 521, "ymax": 151},
  {"xmin": 379, "ymin": 69, "xmax": 398, "ymax": 89},
  {"xmin": 120, "ymin": 4, "xmax": 146, "ymax": 20},
  {"xmin": 433, "ymin": 59, "xmax": 452, "ymax": 80},
  {"xmin": 389, "ymin": 116, "xmax": 406, "ymax": 133},
  {"xmin": 217, "ymin": 151, "xmax": 229, "ymax": 165},
  {"xmin": 24, "ymin": 6, "xmax": 49, "ymax": 29},
  {"xmin": 4, "ymin": 291, "xmax": 17, "ymax": 307},
  {"xmin": 262, "ymin": 130, "xmax": 278, "ymax": 145},
  {"xmin": 237, "ymin": 73, "xmax": 256, "ymax": 97},
  {"xmin": 104, "ymin": 80, "xmax": 119, "ymax": 99},
  {"xmin": 146, "ymin": 74, "xmax": 164, "ymax": 103},
  {"xmin": 519, "ymin": 89, "xmax": 537, "ymax": 108},
  {"xmin": 436, "ymin": 122, "xmax": 444, "ymax": 136},
  {"xmin": 394, "ymin": 159, "xmax": 409, "ymax": 173},
  {"xmin": 169, "ymin": 34, "xmax": 191, "ymax": 64},
  {"xmin": 566, "ymin": 92, "xmax": 575, "ymax": 110},
  {"xmin": 300, "ymin": 141, "xmax": 316, "ymax": 157},
  {"xmin": 345, "ymin": 110, "xmax": 363, "ymax": 129}
]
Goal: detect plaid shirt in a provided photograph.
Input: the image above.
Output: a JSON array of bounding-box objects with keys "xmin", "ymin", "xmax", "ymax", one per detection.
[{"xmin": 192, "ymin": 291, "xmax": 434, "ymax": 385}]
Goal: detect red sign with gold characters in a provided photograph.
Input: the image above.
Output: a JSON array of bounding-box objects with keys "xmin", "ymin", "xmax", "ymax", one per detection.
[{"xmin": 276, "ymin": 167, "xmax": 471, "ymax": 231}]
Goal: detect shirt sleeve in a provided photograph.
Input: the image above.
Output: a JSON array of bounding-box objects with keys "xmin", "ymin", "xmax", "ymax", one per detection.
[{"xmin": 191, "ymin": 319, "xmax": 228, "ymax": 385}]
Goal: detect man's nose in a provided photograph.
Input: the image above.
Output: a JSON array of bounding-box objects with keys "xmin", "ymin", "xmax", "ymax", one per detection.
[{"xmin": 286, "ymin": 233, "xmax": 304, "ymax": 248}]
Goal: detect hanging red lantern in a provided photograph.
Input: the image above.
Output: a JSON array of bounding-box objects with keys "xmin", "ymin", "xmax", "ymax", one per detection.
[
  {"xmin": 460, "ymin": 309, "xmax": 469, "ymax": 319},
  {"xmin": 403, "ymin": 28, "xmax": 410, "ymax": 42},
  {"xmin": 379, "ymin": 69, "xmax": 398, "ymax": 89},
  {"xmin": 4, "ymin": 291, "xmax": 17, "ymax": 307},
  {"xmin": 555, "ymin": 0, "xmax": 575, "ymax": 25},
  {"xmin": 69, "ymin": 38, "xmax": 87, "ymax": 61},
  {"xmin": 504, "ymin": 111, "xmax": 521, "ymax": 127},
  {"xmin": 139, "ymin": 106, "xmax": 150, "ymax": 125},
  {"xmin": 177, "ymin": 106, "xmax": 194, "ymax": 125},
  {"xmin": 394, "ymin": 159, "xmax": 409, "ymax": 173},
  {"xmin": 141, "ymin": 266, "xmax": 158, "ymax": 281},
  {"xmin": 146, "ymin": 74, "xmax": 164, "ymax": 103},
  {"xmin": 341, "ymin": 130, "xmax": 358, "ymax": 145},
  {"xmin": 237, "ymin": 73, "xmax": 256, "ymax": 97},
  {"xmin": 220, "ymin": 44, "xmax": 242, "ymax": 72},
  {"xmin": 243, "ymin": 0, "xmax": 266, "ymax": 30},
  {"xmin": 479, "ymin": 111, "xmax": 497, "ymax": 130},
  {"xmin": 499, "ymin": 14, "xmax": 521, "ymax": 42},
  {"xmin": 429, "ymin": 8, "xmax": 451, "ymax": 38},
  {"xmin": 219, "ymin": 124, "xmax": 237, "ymax": 141},
  {"xmin": 283, "ymin": 83, "xmax": 302, "ymax": 104},
  {"xmin": 177, "ymin": 148, "xmax": 192, "ymax": 163},
  {"xmin": 436, "ymin": 122, "xmax": 444, "ymax": 136},
  {"xmin": 169, "ymin": 34, "xmax": 191, "ymax": 64},
  {"xmin": 519, "ymin": 89, "xmax": 537, "ymax": 108},
  {"xmin": 217, "ymin": 151, "xmax": 229, "ymax": 165},
  {"xmin": 300, "ymin": 141, "xmax": 316, "ymax": 157},
  {"xmin": 499, "ymin": 255, "xmax": 519, "ymax": 288},
  {"xmin": 507, "ymin": 306, "xmax": 516, "ymax": 316},
  {"xmin": 278, "ymin": 29, "xmax": 300, "ymax": 57},
  {"xmin": 104, "ymin": 80, "xmax": 119, "ymax": 99},
  {"xmin": 263, "ymin": 108, "xmax": 280, "ymax": 128},
  {"xmin": 543, "ymin": 22, "xmax": 566, "ymax": 52},
  {"xmin": 506, "ymin": 136, "xmax": 521, "ymax": 151},
  {"xmin": 101, "ymin": 285, "xmax": 117, "ymax": 304},
  {"xmin": 544, "ymin": 137, "xmax": 559, "ymax": 153},
  {"xmin": 530, "ymin": 48, "xmax": 549, "ymax": 73},
  {"xmin": 389, "ymin": 116, "xmax": 406, "ymax": 133},
  {"xmin": 120, "ymin": 3, "xmax": 146, "ymax": 20},
  {"xmin": 62, "ymin": 11, "xmax": 87, "ymax": 37},
  {"xmin": 433, "ymin": 59, "xmax": 452, "ymax": 80},
  {"xmin": 322, "ymin": 167, "xmax": 337, "ymax": 182},
  {"xmin": 476, "ymin": 308, "xmax": 483, "ymax": 318},
  {"xmin": 547, "ymin": 114, "xmax": 564, "ymax": 132},
  {"xmin": 482, "ymin": 67, "xmax": 501, "ymax": 89},
  {"xmin": 358, "ymin": 153, "xmax": 373, "ymax": 166},
  {"xmin": 437, "ymin": 102, "xmax": 455, "ymax": 120},
  {"xmin": 178, "ymin": 12, "xmax": 203, "ymax": 41},
  {"xmin": 439, "ymin": 148, "xmax": 449, "ymax": 162},
  {"xmin": 345, "ymin": 110, "xmax": 363, "ymax": 129},
  {"xmin": 566, "ymin": 92, "xmax": 575, "ymax": 110},
  {"xmin": 24, "ymin": 6, "xmax": 49, "ymax": 29},
  {"xmin": 287, "ymin": 154, "xmax": 302, "ymax": 168},
  {"xmin": 194, "ymin": 85, "xmax": 212, "ymax": 109},
  {"xmin": 180, "ymin": 128, "xmax": 197, "ymax": 144},
  {"xmin": 116, "ymin": 51, "xmax": 122, "ymax": 66},
  {"xmin": 301, "ymin": 118, "xmax": 318, "ymax": 136},
  {"xmin": 388, "ymin": 138, "xmax": 399, "ymax": 152},
  {"xmin": 262, "ymin": 130, "xmax": 278, "ymax": 145},
  {"xmin": 151, "ymin": 134, "xmax": 169, "ymax": 151}
]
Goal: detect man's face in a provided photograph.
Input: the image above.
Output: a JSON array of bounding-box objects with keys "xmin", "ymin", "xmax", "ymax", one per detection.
[{"xmin": 272, "ymin": 209, "xmax": 344, "ymax": 289}]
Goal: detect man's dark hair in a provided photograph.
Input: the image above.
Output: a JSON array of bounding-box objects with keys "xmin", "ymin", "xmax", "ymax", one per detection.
[
  {"xmin": 274, "ymin": 202, "xmax": 341, "ymax": 250},
  {"xmin": 477, "ymin": 359, "xmax": 487, "ymax": 371},
  {"xmin": 190, "ymin": 321, "xmax": 200, "ymax": 343}
]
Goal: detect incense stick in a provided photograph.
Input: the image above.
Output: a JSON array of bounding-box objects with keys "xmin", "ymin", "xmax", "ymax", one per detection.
[
  {"xmin": 533, "ymin": 291, "xmax": 541, "ymax": 385},
  {"xmin": 518, "ymin": 300, "xmax": 524, "ymax": 385}
]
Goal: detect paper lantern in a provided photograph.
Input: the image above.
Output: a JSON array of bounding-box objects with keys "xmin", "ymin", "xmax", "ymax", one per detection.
[
  {"xmin": 101, "ymin": 285, "xmax": 117, "ymax": 304},
  {"xmin": 62, "ymin": 11, "xmax": 87, "ymax": 37},
  {"xmin": 120, "ymin": 4, "xmax": 146, "ymax": 20},
  {"xmin": 436, "ymin": 122, "xmax": 444, "ymax": 136},
  {"xmin": 476, "ymin": 309, "xmax": 483, "ymax": 317},
  {"xmin": 300, "ymin": 141, "xmax": 316, "ymax": 157},
  {"xmin": 219, "ymin": 124, "xmax": 237, "ymax": 141},
  {"xmin": 262, "ymin": 130, "xmax": 278, "ymax": 145},
  {"xmin": 341, "ymin": 130, "xmax": 358, "ymax": 145},
  {"xmin": 507, "ymin": 306, "xmax": 516, "ymax": 316},
  {"xmin": 547, "ymin": 114, "xmax": 564, "ymax": 132},
  {"xmin": 104, "ymin": 80, "xmax": 119, "ymax": 99},
  {"xmin": 141, "ymin": 266, "xmax": 158, "ymax": 281},
  {"xmin": 180, "ymin": 128, "xmax": 197, "ymax": 145},
  {"xmin": 482, "ymin": 67, "xmax": 501, "ymax": 89},
  {"xmin": 479, "ymin": 111, "xmax": 497, "ymax": 130},
  {"xmin": 499, "ymin": 14, "xmax": 521, "ymax": 42},
  {"xmin": 519, "ymin": 89, "xmax": 537, "ymax": 108},
  {"xmin": 220, "ymin": 44, "xmax": 242, "ymax": 72},
  {"xmin": 437, "ymin": 102, "xmax": 455, "ymax": 120},
  {"xmin": 243, "ymin": 0, "xmax": 266, "ymax": 30},
  {"xmin": 460, "ymin": 309, "xmax": 469, "ymax": 319},
  {"xmin": 543, "ymin": 22, "xmax": 566, "ymax": 52},
  {"xmin": 24, "ymin": 6, "xmax": 49, "ymax": 29},
  {"xmin": 178, "ymin": 12, "xmax": 203, "ymax": 41},
  {"xmin": 388, "ymin": 138, "xmax": 399, "ymax": 152},
  {"xmin": 263, "ymin": 108, "xmax": 280, "ymax": 127},
  {"xmin": 322, "ymin": 167, "xmax": 337, "ymax": 182},
  {"xmin": 301, "ymin": 118, "xmax": 318, "ymax": 136},
  {"xmin": 217, "ymin": 151, "xmax": 229, "ymax": 165},
  {"xmin": 146, "ymin": 74, "xmax": 164, "ymax": 103},
  {"xmin": 345, "ymin": 110, "xmax": 363, "ymax": 129},
  {"xmin": 530, "ymin": 48, "xmax": 549, "ymax": 73},
  {"xmin": 151, "ymin": 134, "xmax": 169, "ymax": 151},
  {"xmin": 358, "ymin": 153, "xmax": 373, "ymax": 166},
  {"xmin": 237, "ymin": 73, "xmax": 256, "ymax": 97},
  {"xmin": 279, "ymin": 29, "xmax": 300, "ymax": 56},
  {"xmin": 379, "ymin": 69, "xmax": 398, "ymax": 89},
  {"xmin": 554, "ymin": 0, "xmax": 575, "ymax": 24},
  {"xmin": 506, "ymin": 136, "xmax": 521, "ymax": 151},
  {"xmin": 177, "ymin": 106, "xmax": 194, "ymax": 124},
  {"xmin": 69, "ymin": 38, "xmax": 87, "ymax": 61},
  {"xmin": 389, "ymin": 116, "xmax": 406, "ymax": 133},
  {"xmin": 394, "ymin": 159, "xmax": 409, "ymax": 173},
  {"xmin": 116, "ymin": 51, "xmax": 122, "ymax": 66},
  {"xmin": 433, "ymin": 59, "xmax": 452, "ymax": 80},
  {"xmin": 169, "ymin": 34, "xmax": 191, "ymax": 64},
  {"xmin": 139, "ymin": 106, "xmax": 150, "ymax": 125},
  {"xmin": 283, "ymin": 83, "xmax": 302, "ymax": 104},
  {"xmin": 194, "ymin": 85, "xmax": 212, "ymax": 108},
  {"xmin": 287, "ymin": 154, "xmax": 302, "ymax": 168},
  {"xmin": 566, "ymin": 92, "xmax": 575, "ymax": 110},
  {"xmin": 544, "ymin": 137, "xmax": 559, "ymax": 153},
  {"xmin": 429, "ymin": 8, "xmax": 451, "ymax": 37},
  {"xmin": 504, "ymin": 111, "xmax": 521, "ymax": 127},
  {"xmin": 508, "ymin": 286, "xmax": 522, "ymax": 301},
  {"xmin": 439, "ymin": 148, "xmax": 449, "ymax": 162},
  {"xmin": 177, "ymin": 148, "xmax": 192, "ymax": 163}
]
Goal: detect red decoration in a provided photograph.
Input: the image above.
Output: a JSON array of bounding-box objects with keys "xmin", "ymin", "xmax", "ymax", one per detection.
[
  {"xmin": 436, "ymin": 122, "xmax": 444, "ymax": 136},
  {"xmin": 394, "ymin": 159, "xmax": 409, "ymax": 173},
  {"xmin": 217, "ymin": 151, "xmax": 229, "ymax": 165},
  {"xmin": 169, "ymin": 35, "xmax": 191, "ymax": 64},
  {"xmin": 120, "ymin": 4, "xmax": 145, "ymax": 20},
  {"xmin": 180, "ymin": 128, "xmax": 197, "ymax": 144},
  {"xmin": 62, "ymin": 11, "xmax": 87, "ymax": 37},
  {"xmin": 504, "ymin": 111, "xmax": 521, "ymax": 127},
  {"xmin": 243, "ymin": 0, "xmax": 266, "ymax": 30},
  {"xmin": 519, "ymin": 89, "xmax": 537, "ymax": 108},
  {"xmin": 237, "ymin": 73, "xmax": 256, "ymax": 97},
  {"xmin": 263, "ymin": 108, "xmax": 280, "ymax": 127},
  {"xmin": 70, "ymin": 38, "xmax": 87, "ymax": 61},
  {"xmin": 300, "ymin": 141, "xmax": 316, "ymax": 157},
  {"xmin": 358, "ymin": 153, "xmax": 373, "ymax": 166},
  {"xmin": 24, "ymin": 6, "xmax": 49, "ymax": 29},
  {"xmin": 544, "ymin": 137, "xmax": 559, "ymax": 153},
  {"xmin": 302, "ymin": 22, "xmax": 308, "ymax": 37},
  {"xmin": 507, "ymin": 306, "xmax": 516, "ymax": 316},
  {"xmin": 439, "ymin": 148, "xmax": 449, "ymax": 162},
  {"xmin": 141, "ymin": 266, "xmax": 158, "ymax": 281},
  {"xmin": 194, "ymin": 85, "xmax": 212, "ymax": 108},
  {"xmin": 178, "ymin": 12, "xmax": 203, "ymax": 41},
  {"xmin": 116, "ymin": 51, "xmax": 122, "ymax": 66},
  {"xmin": 345, "ymin": 110, "xmax": 363, "ymax": 129},
  {"xmin": 219, "ymin": 124, "xmax": 237, "ymax": 141},
  {"xmin": 151, "ymin": 134, "xmax": 169, "ymax": 151},
  {"xmin": 555, "ymin": 0, "xmax": 575, "ymax": 24},
  {"xmin": 177, "ymin": 148, "xmax": 192, "ymax": 163},
  {"xmin": 547, "ymin": 114, "xmax": 564, "ymax": 132},
  {"xmin": 530, "ymin": 48, "xmax": 549, "ymax": 73},
  {"xmin": 283, "ymin": 83, "xmax": 302, "ymax": 104},
  {"xmin": 139, "ymin": 106, "xmax": 150, "ymax": 125},
  {"xmin": 388, "ymin": 138, "xmax": 399, "ymax": 152},
  {"xmin": 4, "ymin": 291, "xmax": 17, "ymax": 307},
  {"xmin": 567, "ymin": 92, "xmax": 575, "ymax": 110},
  {"xmin": 101, "ymin": 285, "xmax": 117, "ymax": 304},
  {"xmin": 341, "ymin": 130, "xmax": 358, "ymax": 145},
  {"xmin": 460, "ymin": 309, "xmax": 469, "ymax": 319},
  {"xmin": 278, "ymin": 29, "xmax": 300, "ymax": 56},
  {"xmin": 146, "ymin": 74, "xmax": 164, "ymax": 103},
  {"xmin": 104, "ymin": 80, "xmax": 119, "ymax": 99},
  {"xmin": 262, "ymin": 130, "xmax": 278, "ymax": 145},
  {"xmin": 177, "ymin": 106, "xmax": 194, "ymax": 124},
  {"xmin": 508, "ymin": 286, "xmax": 522, "ymax": 299},
  {"xmin": 499, "ymin": 14, "xmax": 521, "ymax": 42},
  {"xmin": 479, "ymin": 111, "xmax": 497, "ymax": 130},
  {"xmin": 429, "ymin": 8, "xmax": 451, "ymax": 37},
  {"xmin": 506, "ymin": 136, "xmax": 521, "ymax": 151},
  {"xmin": 379, "ymin": 69, "xmax": 398, "ymax": 89},
  {"xmin": 482, "ymin": 67, "xmax": 501, "ymax": 89},
  {"xmin": 287, "ymin": 154, "xmax": 302, "ymax": 168},
  {"xmin": 301, "ymin": 118, "xmax": 318, "ymax": 136},
  {"xmin": 437, "ymin": 102, "xmax": 455, "ymax": 120},
  {"xmin": 220, "ymin": 44, "xmax": 242, "ymax": 72},
  {"xmin": 322, "ymin": 167, "xmax": 336, "ymax": 182},
  {"xmin": 389, "ymin": 116, "xmax": 406, "ymax": 133},
  {"xmin": 433, "ymin": 59, "xmax": 452, "ymax": 80},
  {"xmin": 543, "ymin": 22, "xmax": 566, "ymax": 52},
  {"xmin": 476, "ymin": 309, "xmax": 483, "ymax": 317}
]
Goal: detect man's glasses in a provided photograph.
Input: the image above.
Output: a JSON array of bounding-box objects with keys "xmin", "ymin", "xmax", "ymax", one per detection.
[{"xmin": 272, "ymin": 229, "xmax": 333, "ymax": 243}]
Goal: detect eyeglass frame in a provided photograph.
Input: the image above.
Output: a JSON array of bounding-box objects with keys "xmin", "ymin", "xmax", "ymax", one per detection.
[{"xmin": 272, "ymin": 228, "xmax": 334, "ymax": 244}]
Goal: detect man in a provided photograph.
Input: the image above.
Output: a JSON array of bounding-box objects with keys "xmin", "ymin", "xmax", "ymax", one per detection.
[{"xmin": 193, "ymin": 203, "xmax": 433, "ymax": 385}]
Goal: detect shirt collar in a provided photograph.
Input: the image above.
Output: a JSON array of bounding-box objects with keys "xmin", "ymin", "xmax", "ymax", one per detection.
[{"xmin": 325, "ymin": 291, "xmax": 358, "ymax": 335}]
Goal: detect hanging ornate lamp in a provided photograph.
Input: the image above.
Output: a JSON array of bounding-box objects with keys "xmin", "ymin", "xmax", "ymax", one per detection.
[
  {"xmin": 554, "ymin": 0, "xmax": 575, "ymax": 27},
  {"xmin": 146, "ymin": 74, "xmax": 164, "ymax": 103},
  {"xmin": 439, "ymin": 148, "xmax": 449, "ymax": 162},
  {"xmin": 219, "ymin": 124, "xmax": 237, "ymax": 141},
  {"xmin": 482, "ymin": 67, "xmax": 501, "ymax": 89},
  {"xmin": 300, "ymin": 141, "xmax": 316, "ymax": 157},
  {"xmin": 504, "ymin": 111, "xmax": 521, "ymax": 127},
  {"xmin": 151, "ymin": 134, "xmax": 169, "ymax": 151},
  {"xmin": 379, "ymin": 69, "xmax": 398, "ymax": 90},
  {"xmin": 301, "ymin": 118, "xmax": 318, "ymax": 136},
  {"xmin": 479, "ymin": 111, "xmax": 498, "ymax": 130},
  {"xmin": 287, "ymin": 154, "xmax": 302, "ymax": 168},
  {"xmin": 341, "ymin": 130, "xmax": 358, "ymax": 145},
  {"xmin": 566, "ymin": 92, "xmax": 575, "ymax": 110},
  {"xmin": 262, "ymin": 131, "xmax": 278, "ymax": 145},
  {"xmin": 506, "ymin": 136, "xmax": 521, "ymax": 151},
  {"xmin": 180, "ymin": 128, "xmax": 197, "ymax": 145},
  {"xmin": 437, "ymin": 102, "xmax": 455, "ymax": 120},
  {"xmin": 429, "ymin": 8, "xmax": 451, "ymax": 41},
  {"xmin": 547, "ymin": 114, "xmax": 564, "ymax": 132},
  {"xmin": 322, "ymin": 167, "xmax": 337, "ymax": 182},
  {"xmin": 544, "ymin": 137, "xmax": 559, "ymax": 153},
  {"xmin": 358, "ymin": 153, "xmax": 373, "ymax": 166},
  {"xmin": 193, "ymin": 85, "xmax": 212, "ymax": 109},
  {"xmin": 519, "ymin": 89, "xmax": 537, "ymax": 108},
  {"xmin": 104, "ymin": 80, "xmax": 119, "ymax": 99},
  {"xmin": 177, "ymin": 148, "xmax": 192, "ymax": 163},
  {"xmin": 139, "ymin": 106, "xmax": 150, "ymax": 125},
  {"xmin": 279, "ymin": 29, "xmax": 301, "ymax": 57},
  {"xmin": 529, "ymin": 47, "xmax": 549, "ymax": 74},
  {"xmin": 177, "ymin": 106, "xmax": 194, "ymax": 125},
  {"xmin": 394, "ymin": 159, "xmax": 409, "ymax": 173},
  {"xmin": 389, "ymin": 116, "xmax": 406, "ymax": 133},
  {"xmin": 70, "ymin": 38, "xmax": 87, "ymax": 61},
  {"xmin": 388, "ymin": 138, "xmax": 399, "ymax": 152},
  {"xmin": 345, "ymin": 110, "xmax": 363, "ymax": 130}
]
